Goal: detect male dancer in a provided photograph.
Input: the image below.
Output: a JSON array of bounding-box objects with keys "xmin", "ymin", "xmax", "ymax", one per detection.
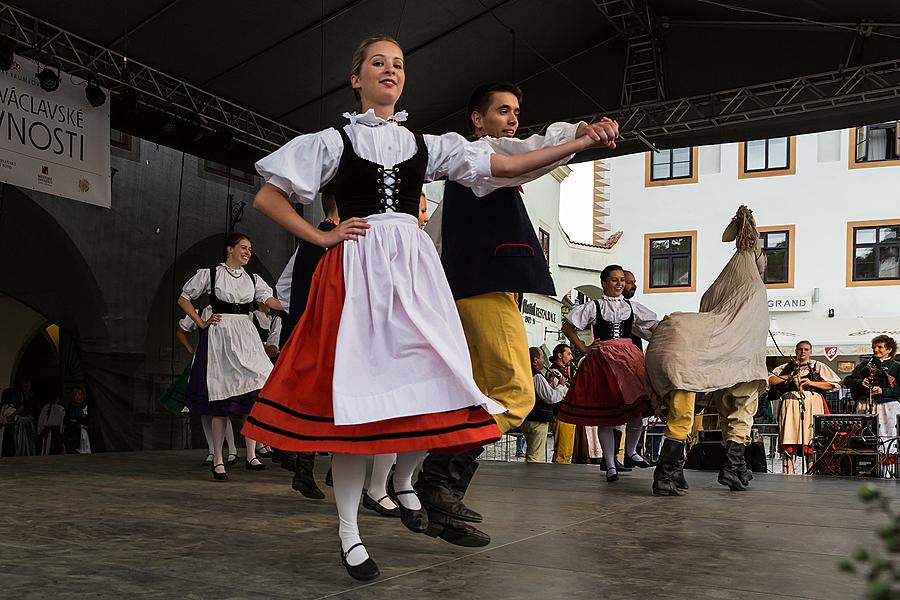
[
  {"xmin": 646, "ymin": 207, "xmax": 768, "ymax": 495},
  {"xmin": 418, "ymin": 82, "xmax": 618, "ymax": 545},
  {"xmin": 270, "ymin": 190, "xmax": 340, "ymax": 500}
]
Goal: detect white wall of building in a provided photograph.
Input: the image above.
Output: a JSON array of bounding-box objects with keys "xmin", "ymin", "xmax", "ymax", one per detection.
[{"xmin": 588, "ymin": 127, "xmax": 900, "ymax": 363}]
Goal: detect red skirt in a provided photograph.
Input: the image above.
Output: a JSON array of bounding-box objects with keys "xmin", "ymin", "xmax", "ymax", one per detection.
[
  {"xmin": 557, "ymin": 338, "xmax": 651, "ymax": 427},
  {"xmin": 242, "ymin": 243, "xmax": 500, "ymax": 454}
]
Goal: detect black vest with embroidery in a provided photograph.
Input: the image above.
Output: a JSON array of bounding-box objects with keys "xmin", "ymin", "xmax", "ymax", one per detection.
[
  {"xmin": 208, "ymin": 266, "xmax": 255, "ymax": 315},
  {"xmin": 591, "ymin": 299, "xmax": 634, "ymax": 341},
  {"xmin": 330, "ymin": 127, "xmax": 428, "ymax": 219},
  {"xmin": 440, "ymin": 180, "xmax": 556, "ymax": 300}
]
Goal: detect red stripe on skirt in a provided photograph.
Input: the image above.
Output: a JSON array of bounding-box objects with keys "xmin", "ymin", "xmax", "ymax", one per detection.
[{"xmin": 242, "ymin": 242, "xmax": 500, "ymax": 454}]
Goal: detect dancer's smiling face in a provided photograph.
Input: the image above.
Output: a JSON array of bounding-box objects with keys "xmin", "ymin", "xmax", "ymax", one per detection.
[
  {"xmin": 602, "ymin": 269, "xmax": 626, "ymax": 297},
  {"xmin": 226, "ymin": 238, "xmax": 252, "ymax": 267},
  {"xmin": 472, "ymin": 91, "xmax": 520, "ymax": 138},
  {"xmin": 351, "ymin": 40, "xmax": 405, "ymax": 111}
]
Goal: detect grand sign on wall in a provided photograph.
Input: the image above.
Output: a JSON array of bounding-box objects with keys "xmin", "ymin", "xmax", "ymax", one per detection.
[{"xmin": 0, "ymin": 55, "xmax": 111, "ymax": 208}]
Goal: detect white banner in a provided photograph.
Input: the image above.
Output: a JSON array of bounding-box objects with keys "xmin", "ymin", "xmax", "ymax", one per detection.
[{"xmin": 0, "ymin": 55, "xmax": 110, "ymax": 208}]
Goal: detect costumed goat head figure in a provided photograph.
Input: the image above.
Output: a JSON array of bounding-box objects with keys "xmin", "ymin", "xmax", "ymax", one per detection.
[{"xmin": 721, "ymin": 205, "xmax": 767, "ymax": 279}]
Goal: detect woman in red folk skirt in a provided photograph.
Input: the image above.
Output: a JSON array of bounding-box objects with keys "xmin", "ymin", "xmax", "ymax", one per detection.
[
  {"xmin": 242, "ymin": 35, "xmax": 610, "ymax": 581},
  {"xmin": 557, "ymin": 264, "xmax": 658, "ymax": 483}
]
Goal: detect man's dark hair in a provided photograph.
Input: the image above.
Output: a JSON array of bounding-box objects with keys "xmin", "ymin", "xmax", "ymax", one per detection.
[
  {"xmin": 552, "ymin": 344, "xmax": 571, "ymax": 361},
  {"xmin": 467, "ymin": 82, "xmax": 523, "ymax": 133}
]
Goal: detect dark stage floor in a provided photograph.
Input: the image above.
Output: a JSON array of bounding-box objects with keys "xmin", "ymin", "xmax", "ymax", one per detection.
[{"xmin": 1, "ymin": 451, "xmax": 895, "ymax": 599}]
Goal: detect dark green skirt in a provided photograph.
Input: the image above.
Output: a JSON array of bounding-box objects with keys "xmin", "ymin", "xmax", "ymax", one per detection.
[{"xmin": 160, "ymin": 361, "xmax": 193, "ymax": 414}]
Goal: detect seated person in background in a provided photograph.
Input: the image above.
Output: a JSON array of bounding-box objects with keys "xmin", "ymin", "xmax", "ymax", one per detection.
[{"xmin": 768, "ymin": 340, "xmax": 841, "ymax": 474}]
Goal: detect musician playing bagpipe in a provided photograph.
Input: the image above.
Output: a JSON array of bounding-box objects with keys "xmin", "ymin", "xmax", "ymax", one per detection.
[{"xmin": 767, "ymin": 340, "xmax": 841, "ymax": 474}]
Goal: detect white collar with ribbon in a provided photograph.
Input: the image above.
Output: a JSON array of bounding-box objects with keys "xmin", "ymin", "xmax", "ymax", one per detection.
[{"xmin": 342, "ymin": 108, "xmax": 409, "ymax": 127}]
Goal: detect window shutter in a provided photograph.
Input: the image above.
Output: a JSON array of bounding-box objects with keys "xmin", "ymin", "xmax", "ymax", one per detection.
[
  {"xmin": 894, "ymin": 121, "xmax": 900, "ymax": 159},
  {"xmin": 855, "ymin": 126, "xmax": 867, "ymax": 162}
]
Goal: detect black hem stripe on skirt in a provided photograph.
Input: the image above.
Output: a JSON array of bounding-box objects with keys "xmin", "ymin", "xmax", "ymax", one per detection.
[
  {"xmin": 255, "ymin": 396, "xmax": 486, "ymax": 425},
  {"xmin": 246, "ymin": 415, "xmax": 497, "ymax": 443}
]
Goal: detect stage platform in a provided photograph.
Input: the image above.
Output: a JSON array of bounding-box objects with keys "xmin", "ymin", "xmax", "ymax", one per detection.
[{"xmin": 1, "ymin": 451, "xmax": 894, "ymax": 599}]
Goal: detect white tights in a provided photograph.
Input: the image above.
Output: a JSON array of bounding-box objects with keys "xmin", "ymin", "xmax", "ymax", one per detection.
[
  {"xmin": 333, "ymin": 451, "xmax": 426, "ymax": 566},
  {"xmin": 201, "ymin": 415, "xmax": 236, "ymax": 455},
  {"xmin": 366, "ymin": 453, "xmax": 397, "ymax": 509},
  {"xmin": 598, "ymin": 416, "xmax": 644, "ymax": 473}
]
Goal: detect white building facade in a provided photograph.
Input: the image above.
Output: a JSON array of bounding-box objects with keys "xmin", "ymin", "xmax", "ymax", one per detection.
[{"xmin": 579, "ymin": 124, "xmax": 900, "ymax": 374}]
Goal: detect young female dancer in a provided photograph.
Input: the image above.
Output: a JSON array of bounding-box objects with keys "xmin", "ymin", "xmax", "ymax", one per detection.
[
  {"xmin": 178, "ymin": 233, "xmax": 283, "ymax": 480},
  {"xmin": 557, "ymin": 265, "xmax": 658, "ymax": 482},
  {"xmin": 241, "ymin": 35, "xmax": 616, "ymax": 580},
  {"xmin": 169, "ymin": 307, "xmax": 239, "ymax": 466}
]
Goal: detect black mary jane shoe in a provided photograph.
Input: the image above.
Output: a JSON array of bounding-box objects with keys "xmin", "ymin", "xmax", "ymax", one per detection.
[
  {"xmin": 245, "ymin": 457, "xmax": 267, "ymax": 471},
  {"xmin": 605, "ymin": 468, "xmax": 619, "ymax": 483},
  {"xmin": 340, "ymin": 543, "xmax": 380, "ymax": 581},
  {"xmin": 392, "ymin": 490, "xmax": 429, "ymax": 533},
  {"xmin": 211, "ymin": 463, "xmax": 228, "ymax": 482},
  {"xmin": 203, "ymin": 453, "xmax": 214, "ymax": 466},
  {"xmin": 226, "ymin": 453, "xmax": 239, "ymax": 466},
  {"xmin": 256, "ymin": 445, "xmax": 273, "ymax": 459},
  {"xmin": 624, "ymin": 453, "xmax": 652, "ymax": 469},
  {"xmin": 362, "ymin": 493, "xmax": 401, "ymax": 518}
]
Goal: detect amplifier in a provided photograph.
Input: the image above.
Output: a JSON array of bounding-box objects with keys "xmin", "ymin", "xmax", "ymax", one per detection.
[
  {"xmin": 812, "ymin": 414, "xmax": 879, "ymax": 452},
  {"xmin": 811, "ymin": 451, "xmax": 881, "ymax": 477}
]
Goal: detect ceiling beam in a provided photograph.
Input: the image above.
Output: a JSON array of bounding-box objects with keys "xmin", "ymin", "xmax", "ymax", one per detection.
[
  {"xmin": 0, "ymin": 2, "xmax": 300, "ymax": 152},
  {"xmin": 518, "ymin": 58, "xmax": 900, "ymax": 146}
]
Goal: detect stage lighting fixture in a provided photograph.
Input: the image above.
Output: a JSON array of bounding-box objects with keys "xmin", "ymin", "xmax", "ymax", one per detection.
[
  {"xmin": 36, "ymin": 67, "xmax": 60, "ymax": 92},
  {"xmin": 0, "ymin": 42, "xmax": 13, "ymax": 71},
  {"xmin": 216, "ymin": 126, "xmax": 234, "ymax": 150},
  {"xmin": 85, "ymin": 81, "xmax": 106, "ymax": 107},
  {"xmin": 162, "ymin": 116, "xmax": 177, "ymax": 134}
]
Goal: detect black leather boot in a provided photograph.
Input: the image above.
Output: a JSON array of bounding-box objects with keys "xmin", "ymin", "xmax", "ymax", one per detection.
[
  {"xmin": 416, "ymin": 448, "xmax": 484, "ymax": 523},
  {"xmin": 291, "ymin": 452, "xmax": 325, "ymax": 500},
  {"xmin": 673, "ymin": 445, "xmax": 689, "ymax": 490},
  {"xmin": 423, "ymin": 509, "xmax": 491, "ymax": 547},
  {"xmin": 737, "ymin": 451, "xmax": 753, "ymax": 486},
  {"xmin": 718, "ymin": 441, "xmax": 747, "ymax": 491},
  {"xmin": 652, "ymin": 439, "xmax": 686, "ymax": 496}
]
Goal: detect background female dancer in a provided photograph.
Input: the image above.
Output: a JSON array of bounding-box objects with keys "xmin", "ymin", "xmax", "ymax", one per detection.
[
  {"xmin": 557, "ymin": 265, "xmax": 658, "ymax": 482},
  {"xmin": 178, "ymin": 233, "xmax": 283, "ymax": 481},
  {"xmin": 241, "ymin": 35, "xmax": 613, "ymax": 581},
  {"xmin": 171, "ymin": 307, "xmax": 239, "ymax": 466}
]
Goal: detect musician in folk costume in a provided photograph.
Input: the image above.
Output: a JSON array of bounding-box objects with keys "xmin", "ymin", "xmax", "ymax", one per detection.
[
  {"xmin": 768, "ymin": 340, "xmax": 841, "ymax": 474},
  {"xmin": 844, "ymin": 335, "xmax": 900, "ymax": 471},
  {"xmin": 645, "ymin": 206, "xmax": 769, "ymax": 495}
]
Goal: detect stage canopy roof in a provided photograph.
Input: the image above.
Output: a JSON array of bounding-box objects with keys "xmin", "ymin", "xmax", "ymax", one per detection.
[{"xmin": 4, "ymin": 0, "xmax": 900, "ymax": 168}]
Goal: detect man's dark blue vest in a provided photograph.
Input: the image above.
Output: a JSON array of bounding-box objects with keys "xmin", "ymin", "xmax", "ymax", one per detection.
[{"xmin": 440, "ymin": 180, "xmax": 555, "ymax": 300}]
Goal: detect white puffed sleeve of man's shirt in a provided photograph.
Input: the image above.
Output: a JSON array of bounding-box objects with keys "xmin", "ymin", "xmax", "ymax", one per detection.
[
  {"xmin": 534, "ymin": 372, "xmax": 567, "ymax": 405},
  {"xmin": 565, "ymin": 301, "xmax": 598, "ymax": 331},
  {"xmin": 254, "ymin": 130, "xmax": 343, "ymax": 205},
  {"xmin": 469, "ymin": 121, "xmax": 583, "ymax": 197}
]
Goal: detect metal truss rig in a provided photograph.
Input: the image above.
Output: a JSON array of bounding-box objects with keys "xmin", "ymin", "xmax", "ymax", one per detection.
[
  {"xmin": 592, "ymin": 0, "xmax": 666, "ymax": 106},
  {"xmin": 519, "ymin": 58, "xmax": 900, "ymax": 146},
  {"xmin": 0, "ymin": 3, "xmax": 299, "ymax": 153}
]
